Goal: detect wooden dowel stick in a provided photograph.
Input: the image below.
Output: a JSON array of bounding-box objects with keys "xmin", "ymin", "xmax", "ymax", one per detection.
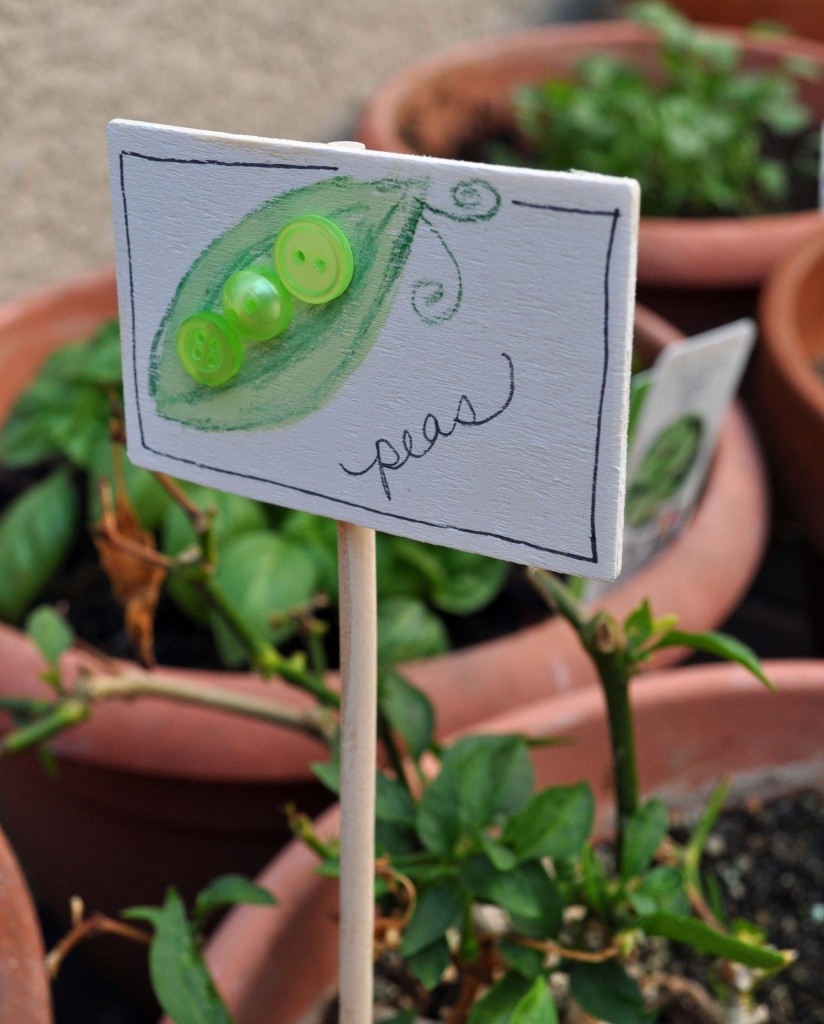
[{"xmin": 337, "ymin": 520, "xmax": 377, "ymax": 1024}]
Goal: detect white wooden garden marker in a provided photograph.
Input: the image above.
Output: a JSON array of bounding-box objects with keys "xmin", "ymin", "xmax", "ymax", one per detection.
[{"xmin": 108, "ymin": 120, "xmax": 639, "ymax": 1022}]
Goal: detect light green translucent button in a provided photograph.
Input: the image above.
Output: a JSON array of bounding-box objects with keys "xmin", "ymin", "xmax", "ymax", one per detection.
[
  {"xmin": 221, "ymin": 267, "xmax": 293, "ymax": 342},
  {"xmin": 273, "ymin": 215, "xmax": 354, "ymax": 304},
  {"xmin": 176, "ymin": 312, "xmax": 243, "ymax": 387}
]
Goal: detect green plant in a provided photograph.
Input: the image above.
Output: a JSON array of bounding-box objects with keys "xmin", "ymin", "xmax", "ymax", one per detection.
[
  {"xmin": 300, "ymin": 574, "xmax": 788, "ymax": 1024},
  {"xmin": 0, "ymin": 319, "xmax": 790, "ymax": 1023},
  {"xmin": 0, "ymin": 319, "xmax": 508, "ymax": 673},
  {"xmin": 14, "ymin": 574, "xmax": 789, "ymax": 1024},
  {"xmin": 495, "ymin": 1, "xmax": 819, "ymax": 217},
  {"xmin": 44, "ymin": 875, "xmax": 277, "ymax": 1024}
]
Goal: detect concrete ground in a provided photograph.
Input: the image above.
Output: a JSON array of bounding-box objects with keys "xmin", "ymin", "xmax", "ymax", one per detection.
[{"xmin": 0, "ymin": 0, "xmax": 608, "ymax": 306}]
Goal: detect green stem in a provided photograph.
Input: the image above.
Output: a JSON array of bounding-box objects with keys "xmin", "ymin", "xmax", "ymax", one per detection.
[
  {"xmin": 1, "ymin": 671, "xmax": 338, "ymax": 756},
  {"xmin": 78, "ymin": 672, "xmax": 336, "ymax": 744},
  {"xmin": 306, "ymin": 627, "xmax": 328, "ymax": 679},
  {"xmin": 180, "ymin": 567, "xmax": 341, "ymax": 707},
  {"xmin": 0, "ymin": 697, "xmax": 56, "ymax": 717},
  {"xmin": 190, "ymin": 569, "xmax": 282, "ymax": 675},
  {"xmin": 586, "ymin": 629, "xmax": 639, "ymax": 849},
  {"xmin": 1, "ymin": 700, "xmax": 89, "ymax": 753},
  {"xmin": 528, "ymin": 569, "xmax": 639, "ymax": 851},
  {"xmin": 377, "ymin": 712, "xmax": 412, "ymax": 795}
]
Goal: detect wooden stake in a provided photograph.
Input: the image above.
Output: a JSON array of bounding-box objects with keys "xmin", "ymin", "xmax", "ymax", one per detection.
[{"xmin": 337, "ymin": 520, "xmax": 377, "ymax": 1024}]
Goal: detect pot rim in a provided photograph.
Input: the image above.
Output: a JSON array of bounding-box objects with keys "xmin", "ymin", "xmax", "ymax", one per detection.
[{"xmin": 0, "ymin": 826, "xmax": 53, "ymax": 1024}]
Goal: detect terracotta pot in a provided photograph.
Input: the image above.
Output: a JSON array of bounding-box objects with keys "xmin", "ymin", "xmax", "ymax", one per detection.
[
  {"xmin": 669, "ymin": 1, "xmax": 824, "ymax": 42},
  {"xmin": 757, "ymin": 223, "xmax": 824, "ymax": 557},
  {"xmin": 199, "ymin": 659, "xmax": 824, "ymax": 1024},
  {"xmin": 0, "ymin": 271, "xmax": 766, "ymax": 995},
  {"xmin": 0, "ymin": 827, "xmax": 52, "ymax": 1024},
  {"xmin": 357, "ymin": 21, "xmax": 824, "ymax": 333}
]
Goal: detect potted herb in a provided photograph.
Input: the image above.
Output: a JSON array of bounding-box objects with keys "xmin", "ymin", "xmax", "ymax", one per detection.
[
  {"xmin": 189, "ymin": 585, "xmax": 824, "ymax": 1024},
  {"xmin": 19, "ymin": 581, "xmax": 821, "ymax": 1023},
  {"xmin": 357, "ymin": 2, "xmax": 824, "ymax": 331}
]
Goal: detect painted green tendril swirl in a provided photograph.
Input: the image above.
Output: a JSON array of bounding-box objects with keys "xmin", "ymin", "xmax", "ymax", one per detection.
[{"xmin": 411, "ymin": 179, "xmax": 502, "ymax": 326}]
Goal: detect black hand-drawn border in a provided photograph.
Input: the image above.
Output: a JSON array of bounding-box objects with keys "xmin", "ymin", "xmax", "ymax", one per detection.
[{"xmin": 118, "ymin": 149, "xmax": 622, "ymax": 565}]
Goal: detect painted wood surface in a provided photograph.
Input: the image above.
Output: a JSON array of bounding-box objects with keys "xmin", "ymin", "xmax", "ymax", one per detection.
[{"xmin": 108, "ymin": 120, "xmax": 639, "ymax": 580}]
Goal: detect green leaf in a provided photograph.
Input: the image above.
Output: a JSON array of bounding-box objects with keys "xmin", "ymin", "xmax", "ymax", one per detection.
[
  {"xmin": 478, "ymin": 832, "xmax": 518, "ymax": 872},
  {"xmin": 639, "ymin": 911, "xmax": 788, "ymax": 970},
  {"xmin": 511, "ymin": 977, "xmax": 558, "ymax": 1024},
  {"xmin": 405, "ymin": 936, "xmax": 452, "ymax": 989},
  {"xmin": 163, "ymin": 486, "xmax": 269, "ymax": 626},
  {"xmin": 376, "ymin": 535, "xmax": 429, "ymax": 601},
  {"xmin": 460, "ymin": 858, "xmax": 563, "ymax": 937},
  {"xmin": 193, "ymin": 874, "xmax": 276, "ymax": 929},
  {"xmin": 281, "ymin": 510, "xmax": 339, "ymax": 599},
  {"xmin": 0, "ymin": 340, "xmax": 114, "ymax": 469},
  {"xmin": 507, "ymin": 861, "xmax": 564, "ymax": 939},
  {"xmin": 424, "ymin": 545, "xmax": 508, "ymax": 615},
  {"xmin": 621, "ymin": 798, "xmax": 667, "ymax": 879},
  {"xmin": 311, "ymin": 757, "xmax": 340, "ymax": 796},
  {"xmin": 499, "ymin": 940, "xmax": 546, "ymax": 980},
  {"xmin": 628, "ymin": 865, "xmax": 689, "ymax": 916},
  {"xmin": 382, "ymin": 1012, "xmax": 416, "ymax": 1024},
  {"xmin": 209, "ymin": 532, "xmax": 318, "ymax": 667},
  {"xmin": 143, "ymin": 888, "xmax": 234, "ymax": 1024},
  {"xmin": 376, "ymin": 819, "xmax": 419, "ymax": 860},
  {"xmin": 623, "ymin": 599, "xmax": 654, "ymax": 645},
  {"xmin": 377, "ymin": 596, "xmax": 449, "ymax": 666},
  {"xmin": 581, "ymin": 844, "xmax": 611, "ymax": 918},
  {"xmin": 647, "ymin": 630, "xmax": 773, "ymax": 690},
  {"xmin": 25, "ymin": 605, "xmax": 75, "ymax": 669},
  {"xmin": 0, "ymin": 469, "xmax": 79, "ymax": 623},
  {"xmin": 503, "ymin": 782, "xmax": 594, "ymax": 863},
  {"xmin": 400, "ymin": 884, "xmax": 463, "ymax": 958},
  {"xmin": 460, "ymin": 856, "xmax": 545, "ymax": 918},
  {"xmin": 568, "ymin": 961, "xmax": 653, "ymax": 1024},
  {"xmin": 686, "ymin": 779, "xmax": 729, "ymax": 872},
  {"xmin": 467, "ymin": 971, "xmax": 533, "ymax": 1024},
  {"xmin": 704, "ymin": 872, "xmax": 727, "ymax": 928},
  {"xmin": 416, "ymin": 736, "xmax": 534, "ymax": 856},
  {"xmin": 379, "ymin": 670, "xmax": 435, "ymax": 759},
  {"xmin": 121, "ymin": 905, "xmax": 164, "ymax": 927},
  {"xmin": 375, "ymin": 772, "xmax": 416, "ymax": 826},
  {"xmin": 70, "ymin": 320, "xmax": 123, "ymax": 384}
]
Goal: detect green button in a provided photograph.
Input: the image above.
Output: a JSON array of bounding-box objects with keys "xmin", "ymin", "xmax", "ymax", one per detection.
[
  {"xmin": 221, "ymin": 267, "xmax": 293, "ymax": 342},
  {"xmin": 176, "ymin": 312, "xmax": 243, "ymax": 387},
  {"xmin": 273, "ymin": 215, "xmax": 354, "ymax": 304}
]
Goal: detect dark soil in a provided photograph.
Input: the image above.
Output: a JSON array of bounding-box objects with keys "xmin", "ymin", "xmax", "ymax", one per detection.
[{"xmin": 662, "ymin": 789, "xmax": 824, "ymax": 1024}]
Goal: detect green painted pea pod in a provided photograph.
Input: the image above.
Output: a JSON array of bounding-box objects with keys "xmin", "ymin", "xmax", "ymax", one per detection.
[{"xmin": 149, "ymin": 173, "xmax": 501, "ymax": 432}]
